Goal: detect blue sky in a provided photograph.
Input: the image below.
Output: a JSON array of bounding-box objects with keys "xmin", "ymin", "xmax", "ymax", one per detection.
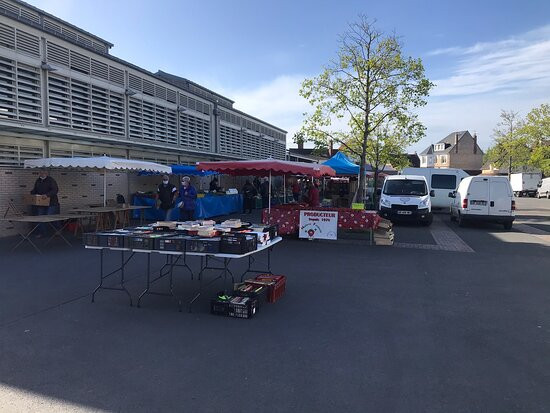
[{"xmin": 30, "ymin": 0, "xmax": 550, "ymax": 153}]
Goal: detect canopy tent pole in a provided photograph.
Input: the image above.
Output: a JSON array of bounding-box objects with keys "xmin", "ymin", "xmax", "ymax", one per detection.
[
  {"xmin": 268, "ymin": 170, "xmax": 272, "ymax": 214},
  {"xmin": 283, "ymin": 174, "xmax": 286, "ymax": 204},
  {"xmin": 103, "ymin": 168, "xmax": 107, "ymax": 207}
]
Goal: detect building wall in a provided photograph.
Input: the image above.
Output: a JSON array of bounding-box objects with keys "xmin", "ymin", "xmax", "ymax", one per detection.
[
  {"xmin": 447, "ymin": 136, "xmax": 484, "ymax": 170},
  {"xmin": 0, "ymin": 5, "xmax": 286, "ymax": 166}
]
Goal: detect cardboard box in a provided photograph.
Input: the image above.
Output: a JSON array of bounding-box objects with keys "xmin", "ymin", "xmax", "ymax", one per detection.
[{"xmin": 24, "ymin": 194, "xmax": 50, "ymax": 206}]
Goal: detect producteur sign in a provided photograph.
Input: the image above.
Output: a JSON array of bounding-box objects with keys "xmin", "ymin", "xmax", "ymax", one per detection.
[{"xmin": 298, "ymin": 210, "xmax": 338, "ymax": 240}]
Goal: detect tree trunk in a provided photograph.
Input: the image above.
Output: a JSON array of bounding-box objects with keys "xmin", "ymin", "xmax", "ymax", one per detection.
[
  {"xmin": 373, "ymin": 168, "xmax": 379, "ymax": 210},
  {"xmin": 357, "ymin": 154, "xmax": 367, "ymax": 204}
]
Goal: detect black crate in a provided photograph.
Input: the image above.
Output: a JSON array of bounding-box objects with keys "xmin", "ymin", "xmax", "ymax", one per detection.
[
  {"xmin": 83, "ymin": 232, "xmax": 127, "ymax": 248},
  {"xmin": 233, "ymin": 282, "xmax": 267, "ymax": 308},
  {"xmin": 186, "ymin": 237, "xmax": 221, "ymax": 254},
  {"xmin": 219, "ymin": 233, "xmax": 257, "ymax": 254},
  {"xmin": 210, "ymin": 297, "xmax": 257, "ymax": 319},
  {"xmin": 155, "ymin": 235, "xmax": 191, "ymax": 252},
  {"xmin": 127, "ymin": 233, "xmax": 171, "ymax": 250},
  {"xmin": 249, "ymin": 224, "xmax": 278, "ymax": 240}
]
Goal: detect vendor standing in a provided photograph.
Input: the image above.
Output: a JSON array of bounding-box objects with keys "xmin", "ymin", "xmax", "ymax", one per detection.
[
  {"xmin": 209, "ymin": 177, "xmax": 221, "ymax": 192},
  {"xmin": 242, "ymin": 179, "xmax": 257, "ymax": 214},
  {"xmin": 292, "ymin": 180, "xmax": 301, "ymax": 202},
  {"xmin": 306, "ymin": 181, "xmax": 320, "ymax": 207},
  {"xmin": 31, "ymin": 170, "xmax": 59, "ymax": 215},
  {"xmin": 156, "ymin": 174, "xmax": 177, "ymax": 221},
  {"xmin": 179, "ymin": 176, "xmax": 197, "ymax": 221},
  {"xmin": 30, "ymin": 170, "xmax": 59, "ymax": 237}
]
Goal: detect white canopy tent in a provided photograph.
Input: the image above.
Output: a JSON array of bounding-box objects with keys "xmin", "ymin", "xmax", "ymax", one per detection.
[{"xmin": 24, "ymin": 156, "xmax": 171, "ymax": 206}]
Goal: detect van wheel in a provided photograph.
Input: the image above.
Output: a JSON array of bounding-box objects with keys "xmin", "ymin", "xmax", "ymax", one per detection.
[
  {"xmin": 503, "ymin": 221, "xmax": 513, "ymax": 230},
  {"xmin": 537, "ymin": 192, "xmax": 541, "ymax": 199},
  {"xmin": 421, "ymin": 216, "xmax": 433, "ymax": 227},
  {"xmin": 547, "ymin": 192, "xmax": 550, "ymax": 199},
  {"xmin": 457, "ymin": 213, "xmax": 466, "ymax": 227}
]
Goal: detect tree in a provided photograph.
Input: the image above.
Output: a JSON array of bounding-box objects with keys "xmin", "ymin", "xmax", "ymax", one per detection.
[
  {"xmin": 343, "ymin": 117, "xmax": 424, "ymax": 205},
  {"xmin": 485, "ymin": 110, "xmax": 528, "ymax": 176},
  {"xmin": 485, "ymin": 105, "xmax": 550, "ymax": 176},
  {"xmin": 298, "ymin": 16, "xmax": 433, "ymax": 202},
  {"xmin": 521, "ymin": 104, "xmax": 550, "ymax": 175}
]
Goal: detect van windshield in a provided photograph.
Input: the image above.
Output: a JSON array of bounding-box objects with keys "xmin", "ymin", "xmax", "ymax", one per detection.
[{"xmin": 383, "ymin": 180, "xmax": 428, "ymax": 196}]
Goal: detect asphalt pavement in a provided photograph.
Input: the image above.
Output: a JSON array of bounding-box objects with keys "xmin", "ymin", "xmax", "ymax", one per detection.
[{"xmin": 0, "ymin": 200, "xmax": 549, "ymax": 412}]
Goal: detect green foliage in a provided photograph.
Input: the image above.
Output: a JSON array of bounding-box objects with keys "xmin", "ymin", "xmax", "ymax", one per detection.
[
  {"xmin": 298, "ymin": 16, "xmax": 433, "ymax": 201},
  {"xmin": 485, "ymin": 105, "xmax": 550, "ymax": 175}
]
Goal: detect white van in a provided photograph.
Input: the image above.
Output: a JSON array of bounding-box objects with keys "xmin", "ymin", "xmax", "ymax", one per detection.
[
  {"xmin": 536, "ymin": 177, "xmax": 550, "ymax": 199},
  {"xmin": 449, "ymin": 176, "xmax": 515, "ymax": 229},
  {"xmin": 401, "ymin": 167, "xmax": 469, "ymax": 209},
  {"xmin": 378, "ymin": 175, "xmax": 434, "ymax": 226}
]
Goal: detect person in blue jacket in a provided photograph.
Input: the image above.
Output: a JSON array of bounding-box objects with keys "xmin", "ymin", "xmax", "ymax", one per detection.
[{"xmin": 178, "ymin": 176, "xmax": 197, "ymax": 221}]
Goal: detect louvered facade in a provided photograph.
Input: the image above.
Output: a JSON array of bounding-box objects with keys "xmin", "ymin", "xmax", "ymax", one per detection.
[{"xmin": 0, "ymin": 0, "xmax": 286, "ymax": 166}]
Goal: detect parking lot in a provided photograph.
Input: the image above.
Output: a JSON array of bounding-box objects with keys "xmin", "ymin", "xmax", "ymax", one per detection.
[{"xmin": 0, "ymin": 198, "xmax": 549, "ymax": 412}]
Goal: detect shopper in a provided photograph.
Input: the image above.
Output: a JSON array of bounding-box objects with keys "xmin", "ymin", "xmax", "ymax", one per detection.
[
  {"xmin": 178, "ymin": 176, "xmax": 197, "ymax": 221},
  {"xmin": 242, "ymin": 179, "xmax": 257, "ymax": 214},
  {"xmin": 156, "ymin": 174, "xmax": 177, "ymax": 220},
  {"xmin": 30, "ymin": 170, "xmax": 60, "ymax": 237}
]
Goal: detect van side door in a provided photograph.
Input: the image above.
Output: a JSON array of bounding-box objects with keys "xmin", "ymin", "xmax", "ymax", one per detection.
[{"xmin": 490, "ymin": 180, "xmax": 512, "ymax": 215}]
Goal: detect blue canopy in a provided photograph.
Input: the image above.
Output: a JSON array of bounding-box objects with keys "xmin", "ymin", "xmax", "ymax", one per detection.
[
  {"xmin": 139, "ymin": 164, "xmax": 218, "ymax": 176},
  {"xmin": 322, "ymin": 152, "xmax": 375, "ymax": 175}
]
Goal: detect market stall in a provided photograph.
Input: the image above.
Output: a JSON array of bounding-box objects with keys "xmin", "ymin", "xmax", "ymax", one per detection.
[
  {"xmin": 24, "ymin": 156, "xmax": 171, "ymax": 207},
  {"xmin": 197, "ymin": 159, "xmax": 336, "ymax": 213},
  {"xmin": 132, "ymin": 193, "xmax": 243, "ymax": 220},
  {"xmin": 84, "ymin": 219, "xmax": 283, "ymax": 313}
]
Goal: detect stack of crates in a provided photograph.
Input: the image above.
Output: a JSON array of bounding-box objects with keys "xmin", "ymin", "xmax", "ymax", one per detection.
[{"xmin": 210, "ymin": 295, "xmax": 257, "ymax": 319}]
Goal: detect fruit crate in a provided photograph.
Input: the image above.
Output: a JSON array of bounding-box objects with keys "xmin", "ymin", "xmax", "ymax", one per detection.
[
  {"xmin": 254, "ymin": 274, "xmax": 286, "ymax": 303},
  {"xmin": 210, "ymin": 296, "xmax": 257, "ymax": 319},
  {"xmin": 186, "ymin": 238, "xmax": 220, "ymax": 253},
  {"xmin": 155, "ymin": 235, "xmax": 191, "ymax": 252}
]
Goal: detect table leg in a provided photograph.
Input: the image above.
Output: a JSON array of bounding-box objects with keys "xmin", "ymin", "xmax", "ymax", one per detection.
[
  {"xmin": 240, "ymin": 246, "xmax": 274, "ymax": 281},
  {"xmin": 11, "ymin": 224, "xmax": 42, "ymax": 254},
  {"xmin": 137, "ymin": 253, "xmax": 151, "ymax": 308},
  {"xmin": 45, "ymin": 221, "xmax": 72, "ymax": 247},
  {"xmin": 91, "ymin": 249, "xmax": 135, "ymax": 304}
]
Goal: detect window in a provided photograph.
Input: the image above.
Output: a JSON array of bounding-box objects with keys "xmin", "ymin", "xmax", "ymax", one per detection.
[
  {"xmin": 431, "ymin": 174, "xmax": 457, "ymax": 190},
  {"xmin": 383, "ymin": 180, "xmax": 427, "ymax": 196},
  {"xmin": 440, "ymin": 155, "xmax": 447, "ymax": 164}
]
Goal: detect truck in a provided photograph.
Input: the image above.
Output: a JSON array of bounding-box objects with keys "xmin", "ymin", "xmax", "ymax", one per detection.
[{"xmin": 510, "ymin": 172, "xmax": 542, "ymax": 197}]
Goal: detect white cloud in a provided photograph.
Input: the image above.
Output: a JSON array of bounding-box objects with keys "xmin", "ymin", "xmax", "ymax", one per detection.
[
  {"xmin": 413, "ymin": 24, "xmax": 550, "ymax": 154},
  {"xmin": 429, "ymin": 25, "xmax": 550, "ymax": 97}
]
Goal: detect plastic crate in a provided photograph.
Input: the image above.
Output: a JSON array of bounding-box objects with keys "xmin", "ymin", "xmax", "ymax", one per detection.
[
  {"xmin": 210, "ymin": 296, "xmax": 257, "ymax": 319},
  {"xmin": 127, "ymin": 233, "xmax": 171, "ymax": 250},
  {"xmin": 155, "ymin": 235, "xmax": 191, "ymax": 252},
  {"xmin": 83, "ymin": 232, "xmax": 127, "ymax": 248},
  {"xmin": 186, "ymin": 238, "xmax": 221, "ymax": 254},
  {"xmin": 254, "ymin": 274, "xmax": 286, "ymax": 303},
  {"xmin": 220, "ymin": 233, "xmax": 257, "ymax": 254},
  {"xmin": 233, "ymin": 282, "xmax": 267, "ymax": 308}
]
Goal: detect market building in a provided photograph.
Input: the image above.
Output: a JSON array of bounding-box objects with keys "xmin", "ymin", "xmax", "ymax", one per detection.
[{"xmin": 0, "ymin": 0, "xmax": 287, "ymax": 235}]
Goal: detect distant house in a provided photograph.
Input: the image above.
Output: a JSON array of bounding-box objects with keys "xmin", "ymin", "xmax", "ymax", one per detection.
[
  {"xmin": 407, "ymin": 153, "xmax": 420, "ymax": 168},
  {"xmin": 420, "ymin": 131, "xmax": 484, "ymax": 173}
]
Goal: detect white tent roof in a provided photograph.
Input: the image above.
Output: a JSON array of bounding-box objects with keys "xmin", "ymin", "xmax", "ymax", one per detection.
[{"xmin": 24, "ymin": 156, "xmax": 171, "ymax": 173}]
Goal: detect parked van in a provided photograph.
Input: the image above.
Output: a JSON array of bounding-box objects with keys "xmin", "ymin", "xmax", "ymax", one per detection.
[
  {"xmin": 401, "ymin": 167, "xmax": 469, "ymax": 209},
  {"xmin": 378, "ymin": 175, "xmax": 434, "ymax": 226},
  {"xmin": 449, "ymin": 176, "xmax": 515, "ymax": 229},
  {"xmin": 536, "ymin": 177, "xmax": 550, "ymax": 199}
]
